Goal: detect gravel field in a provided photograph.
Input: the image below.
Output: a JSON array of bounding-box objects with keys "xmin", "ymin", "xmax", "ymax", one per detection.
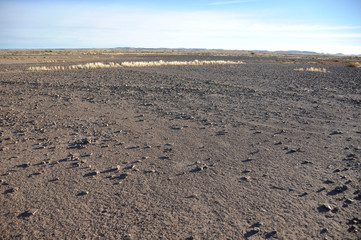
[{"xmin": 1, "ymin": 50, "xmax": 360, "ymax": 239}]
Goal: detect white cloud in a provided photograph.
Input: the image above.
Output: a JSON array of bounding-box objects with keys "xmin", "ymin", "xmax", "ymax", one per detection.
[
  {"xmin": 1, "ymin": 2, "xmax": 360, "ymax": 54},
  {"xmin": 208, "ymin": 0, "xmax": 257, "ymax": 6}
]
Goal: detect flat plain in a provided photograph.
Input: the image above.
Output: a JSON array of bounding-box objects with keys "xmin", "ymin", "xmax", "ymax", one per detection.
[{"xmin": 0, "ymin": 49, "xmax": 360, "ymax": 239}]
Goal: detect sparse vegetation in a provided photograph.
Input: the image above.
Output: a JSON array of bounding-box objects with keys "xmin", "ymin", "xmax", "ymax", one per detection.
[
  {"xmin": 294, "ymin": 67, "xmax": 330, "ymax": 73},
  {"xmin": 27, "ymin": 60, "xmax": 244, "ymax": 71},
  {"xmin": 346, "ymin": 61, "xmax": 361, "ymax": 68}
]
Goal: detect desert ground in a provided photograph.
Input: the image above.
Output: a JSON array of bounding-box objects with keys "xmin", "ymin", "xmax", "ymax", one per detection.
[{"xmin": 0, "ymin": 49, "xmax": 360, "ymax": 239}]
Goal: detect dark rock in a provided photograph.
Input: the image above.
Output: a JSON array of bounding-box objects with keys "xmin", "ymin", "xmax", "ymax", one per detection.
[
  {"xmin": 330, "ymin": 131, "xmax": 342, "ymax": 135},
  {"xmin": 83, "ymin": 171, "xmax": 100, "ymax": 177},
  {"xmin": 320, "ymin": 228, "xmax": 328, "ymax": 234},
  {"xmin": 4, "ymin": 187, "xmax": 18, "ymax": 194},
  {"xmin": 323, "ymin": 180, "xmax": 335, "ymax": 184},
  {"xmin": 265, "ymin": 231, "xmax": 277, "ymax": 238},
  {"xmin": 18, "ymin": 208, "xmax": 38, "ymax": 218},
  {"xmin": 318, "ymin": 204, "xmax": 332, "ymax": 212},
  {"xmin": 17, "ymin": 162, "xmax": 30, "ymax": 168},
  {"xmin": 77, "ymin": 191, "xmax": 89, "ymax": 196}
]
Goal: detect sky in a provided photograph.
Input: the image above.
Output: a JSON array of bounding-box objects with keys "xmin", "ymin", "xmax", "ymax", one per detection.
[{"xmin": 0, "ymin": 0, "xmax": 361, "ymax": 54}]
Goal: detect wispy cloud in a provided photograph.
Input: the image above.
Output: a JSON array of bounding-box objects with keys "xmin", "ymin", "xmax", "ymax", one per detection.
[
  {"xmin": 208, "ymin": 0, "xmax": 257, "ymax": 6},
  {"xmin": 1, "ymin": 1, "xmax": 360, "ymax": 54}
]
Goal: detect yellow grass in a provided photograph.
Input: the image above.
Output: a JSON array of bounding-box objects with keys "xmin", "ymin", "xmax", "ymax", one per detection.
[
  {"xmin": 294, "ymin": 67, "xmax": 330, "ymax": 73},
  {"xmin": 27, "ymin": 60, "xmax": 244, "ymax": 71}
]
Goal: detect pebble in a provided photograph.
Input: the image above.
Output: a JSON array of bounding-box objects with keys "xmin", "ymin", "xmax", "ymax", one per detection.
[
  {"xmin": 240, "ymin": 176, "xmax": 251, "ymax": 181},
  {"xmin": 77, "ymin": 191, "xmax": 89, "ymax": 196},
  {"xmin": 334, "ymin": 185, "xmax": 348, "ymax": 193},
  {"xmin": 345, "ymin": 199, "xmax": 353, "ymax": 204},
  {"xmin": 18, "ymin": 162, "xmax": 30, "ymax": 168},
  {"xmin": 320, "ymin": 228, "xmax": 328, "ymax": 234},
  {"xmin": 19, "ymin": 208, "xmax": 39, "ymax": 218},
  {"xmin": 330, "ymin": 131, "xmax": 342, "ymax": 135},
  {"xmin": 84, "ymin": 171, "xmax": 100, "ymax": 177},
  {"xmin": 319, "ymin": 204, "xmax": 332, "ymax": 212},
  {"xmin": 6, "ymin": 187, "xmax": 19, "ymax": 193}
]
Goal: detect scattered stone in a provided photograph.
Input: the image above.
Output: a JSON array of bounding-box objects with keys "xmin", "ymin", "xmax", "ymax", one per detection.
[
  {"xmin": 345, "ymin": 199, "xmax": 353, "ymax": 204},
  {"xmin": 242, "ymin": 158, "xmax": 253, "ymax": 162},
  {"xmin": 265, "ymin": 230, "xmax": 277, "ymax": 238},
  {"xmin": 17, "ymin": 162, "xmax": 30, "ymax": 168},
  {"xmin": 144, "ymin": 169, "xmax": 156, "ymax": 174},
  {"xmin": 4, "ymin": 187, "xmax": 19, "ymax": 194},
  {"xmin": 77, "ymin": 191, "xmax": 89, "ymax": 196},
  {"xmin": 113, "ymin": 181, "xmax": 122, "ymax": 185},
  {"xmin": 301, "ymin": 160, "xmax": 313, "ymax": 164},
  {"xmin": 330, "ymin": 131, "xmax": 343, "ymax": 135},
  {"xmin": 331, "ymin": 207, "xmax": 339, "ymax": 213},
  {"xmin": 286, "ymin": 148, "xmax": 303, "ymax": 154},
  {"xmin": 216, "ymin": 130, "xmax": 228, "ymax": 136},
  {"xmin": 333, "ymin": 169, "xmax": 341, "ymax": 173},
  {"xmin": 252, "ymin": 221, "xmax": 263, "ymax": 228},
  {"xmin": 348, "ymin": 225, "xmax": 357, "ymax": 233},
  {"xmin": 191, "ymin": 165, "xmax": 208, "ymax": 172},
  {"xmin": 83, "ymin": 171, "xmax": 100, "ymax": 177},
  {"xmin": 242, "ymin": 169, "xmax": 251, "ymax": 174},
  {"xmin": 49, "ymin": 177, "xmax": 59, "ymax": 182},
  {"xmin": 320, "ymin": 228, "xmax": 328, "ymax": 234},
  {"xmin": 0, "ymin": 146, "xmax": 9, "ymax": 151},
  {"xmin": 251, "ymin": 227, "xmax": 260, "ymax": 233},
  {"xmin": 324, "ymin": 180, "xmax": 335, "ymax": 184},
  {"xmin": 114, "ymin": 173, "xmax": 128, "ymax": 180},
  {"xmin": 18, "ymin": 208, "xmax": 39, "ymax": 218},
  {"xmin": 318, "ymin": 204, "xmax": 332, "ymax": 212},
  {"xmin": 334, "ymin": 185, "xmax": 348, "ymax": 193},
  {"xmin": 240, "ymin": 176, "xmax": 251, "ymax": 182}
]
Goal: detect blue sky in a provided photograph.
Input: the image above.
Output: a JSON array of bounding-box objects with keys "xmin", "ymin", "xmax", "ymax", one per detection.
[{"xmin": 1, "ymin": 0, "xmax": 360, "ymax": 54}]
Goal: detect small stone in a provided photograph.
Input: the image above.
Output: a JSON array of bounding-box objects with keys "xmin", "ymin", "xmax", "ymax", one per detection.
[
  {"xmin": 320, "ymin": 228, "xmax": 328, "ymax": 234},
  {"xmin": 330, "ymin": 131, "xmax": 342, "ymax": 135},
  {"xmin": 18, "ymin": 162, "xmax": 30, "ymax": 168},
  {"xmin": 77, "ymin": 191, "xmax": 89, "ymax": 196},
  {"xmin": 144, "ymin": 169, "xmax": 156, "ymax": 174},
  {"xmin": 18, "ymin": 208, "xmax": 39, "ymax": 218},
  {"xmin": 266, "ymin": 231, "xmax": 277, "ymax": 238},
  {"xmin": 345, "ymin": 199, "xmax": 353, "ymax": 204},
  {"xmin": 240, "ymin": 176, "xmax": 251, "ymax": 181},
  {"xmin": 318, "ymin": 204, "xmax": 332, "ymax": 212},
  {"xmin": 334, "ymin": 185, "xmax": 348, "ymax": 193},
  {"xmin": 5, "ymin": 187, "xmax": 19, "ymax": 193},
  {"xmin": 0, "ymin": 146, "xmax": 9, "ymax": 151},
  {"xmin": 251, "ymin": 227, "xmax": 260, "ymax": 233},
  {"xmin": 242, "ymin": 169, "xmax": 251, "ymax": 174},
  {"xmin": 84, "ymin": 171, "xmax": 100, "ymax": 177},
  {"xmin": 253, "ymin": 221, "xmax": 263, "ymax": 227}
]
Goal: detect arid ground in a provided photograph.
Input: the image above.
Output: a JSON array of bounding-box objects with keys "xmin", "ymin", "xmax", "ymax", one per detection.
[{"xmin": 0, "ymin": 49, "xmax": 360, "ymax": 239}]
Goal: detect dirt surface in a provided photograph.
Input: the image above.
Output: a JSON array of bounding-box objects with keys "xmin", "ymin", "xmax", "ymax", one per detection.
[{"xmin": 1, "ymin": 49, "xmax": 361, "ymax": 239}]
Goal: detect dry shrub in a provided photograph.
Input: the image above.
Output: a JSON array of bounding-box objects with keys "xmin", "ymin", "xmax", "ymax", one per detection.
[
  {"xmin": 346, "ymin": 61, "xmax": 361, "ymax": 68},
  {"xmin": 294, "ymin": 67, "xmax": 329, "ymax": 73},
  {"xmin": 27, "ymin": 60, "xmax": 244, "ymax": 71}
]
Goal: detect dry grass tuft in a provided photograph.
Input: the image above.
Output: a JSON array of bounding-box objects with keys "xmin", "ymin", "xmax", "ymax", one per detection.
[
  {"xmin": 346, "ymin": 61, "xmax": 361, "ymax": 68},
  {"xmin": 294, "ymin": 67, "xmax": 330, "ymax": 73},
  {"xmin": 27, "ymin": 60, "xmax": 244, "ymax": 71}
]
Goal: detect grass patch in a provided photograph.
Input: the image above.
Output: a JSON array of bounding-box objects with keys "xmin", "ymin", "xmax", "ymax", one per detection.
[
  {"xmin": 294, "ymin": 67, "xmax": 330, "ymax": 73},
  {"xmin": 27, "ymin": 60, "xmax": 244, "ymax": 71},
  {"xmin": 346, "ymin": 61, "xmax": 361, "ymax": 68}
]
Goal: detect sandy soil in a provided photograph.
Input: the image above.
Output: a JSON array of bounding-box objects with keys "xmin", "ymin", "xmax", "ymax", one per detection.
[{"xmin": 0, "ymin": 50, "xmax": 360, "ymax": 239}]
